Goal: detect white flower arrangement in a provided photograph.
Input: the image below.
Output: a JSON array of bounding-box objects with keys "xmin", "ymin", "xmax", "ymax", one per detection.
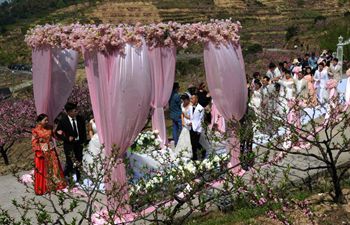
[
  {"xmin": 129, "ymin": 153, "xmax": 230, "ymax": 196},
  {"xmin": 131, "ymin": 130, "xmax": 162, "ymax": 154}
]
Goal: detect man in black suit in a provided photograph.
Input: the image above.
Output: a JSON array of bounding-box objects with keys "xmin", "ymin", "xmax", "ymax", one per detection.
[{"xmin": 56, "ymin": 102, "xmax": 87, "ymax": 184}]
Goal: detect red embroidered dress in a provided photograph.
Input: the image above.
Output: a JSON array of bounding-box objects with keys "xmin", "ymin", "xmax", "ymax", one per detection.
[{"xmin": 32, "ymin": 125, "xmax": 66, "ymax": 195}]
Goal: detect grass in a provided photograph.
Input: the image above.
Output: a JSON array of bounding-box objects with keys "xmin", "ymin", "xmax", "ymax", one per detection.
[
  {"xmin": 186, "ymin": 189, "xmax": 313, "ymax": 225},
  {"xmin": 185, "ymin": 174, "xmax": 350, "ymax": 225},
  {"xmin": 187, "ymin": 205, "xmax": 273, "ymax": 225}
]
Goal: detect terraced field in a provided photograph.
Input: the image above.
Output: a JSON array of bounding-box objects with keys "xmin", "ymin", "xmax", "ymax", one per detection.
[{"xmin": 0, "ymin": 0, "xmax": 349, "ymax": 65}]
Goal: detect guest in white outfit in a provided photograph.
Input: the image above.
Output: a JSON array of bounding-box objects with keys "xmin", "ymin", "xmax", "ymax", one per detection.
[
  {"xmin": 266, "ymin": 62, "xmax": 281, "ymax": 79},
  {"xmin": 190, "ymin": 94, "xmax": 205, "ymax": 161},
  {"xmin": 250, "ymin": 72, "xmax": 261, "ymax": 91},
  {"xmin": 274, "ymin": 70, "xmax": 295, "ymax": 114},
  {"xmin": 174, "ymin": 94, "xmax": 193, "ymax": 158},
  {"xmin": 249, "ymin": 79, "xmax": 263, "ymax": 116},
  {"xmin": 294, "ymin": 70, "xmax": 308, "ymax": 99},
  {"xmin": 278, "ymin": 70, "xmax": 296, "ymax": 100},
  {"xmin": 314, "ymin": 62, "xmax": 329, "ymax": 104},
  {"xmin": 261, "ymin": 76, "xmax": 275, "ymax": 109},
  {"xmin": 328, "ymin": 58, "xmax": 342, "ymax": 82}
]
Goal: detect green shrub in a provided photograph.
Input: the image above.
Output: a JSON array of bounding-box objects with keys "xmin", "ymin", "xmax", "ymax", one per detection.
[
  {"xmin": 246, "ymin": 43, "xmax": 263, "ymax": 55},
  {"xmin": 296, "ymin": 0, "xmax": 305, "ymax": 6},
  {"xmin": 0, "ymin": 26, "xmax": 7, "ymax": 34},
  {"xmin": 314, "ymin": 15, "xmax": 326, "ymax": 24},
  {"xmin": 319, "ymin": 21, "xmax": 350, "ymax": 60},
  {"xmin": 188, "ymin": 58, "xmax": 202, "ymax": 67},
  {"xmin": 286, "ymin": 26, "xmax": 299, "ymax": 41}
]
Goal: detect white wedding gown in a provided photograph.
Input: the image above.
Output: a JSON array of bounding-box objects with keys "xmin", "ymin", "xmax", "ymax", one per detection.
[
  {"xmin": 83, "ymin": 120, "xmax": 104, "ymax": 178},
  {"xmin": 174, "ymin": 104, "xmax": 193, "ymax": 159},
  {"xmin": 314, "ymin": 68, "xmax": 329, "ymax": 104},
  {"xmin": 174, "ymin": 104, "xmax": 212, "ymax": 159}
]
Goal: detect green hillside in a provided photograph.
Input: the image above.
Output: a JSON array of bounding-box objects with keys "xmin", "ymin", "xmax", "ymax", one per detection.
[{"xmin": 0, "ymin": 0, "xmax": 349, "ymax": 66}]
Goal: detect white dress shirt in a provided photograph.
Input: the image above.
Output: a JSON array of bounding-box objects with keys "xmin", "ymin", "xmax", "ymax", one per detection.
[
  {"xmin": 68, "ymin": 115, "xmax": 79, "ymax": 141},
  {"xmin": 191, "ymin": 104, "xmax": 204, "ymax": 133}
]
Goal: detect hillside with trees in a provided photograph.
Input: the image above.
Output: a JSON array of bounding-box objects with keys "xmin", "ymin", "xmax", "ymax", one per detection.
[{"xmin": 0, "ymin": 0, "xmax": 349, "ymax": 65}]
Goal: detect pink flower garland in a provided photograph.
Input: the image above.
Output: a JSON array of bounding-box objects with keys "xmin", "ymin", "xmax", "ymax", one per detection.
[{"xmin": 25, "ymin": 19, "xmax": 241, "ymax": 52}]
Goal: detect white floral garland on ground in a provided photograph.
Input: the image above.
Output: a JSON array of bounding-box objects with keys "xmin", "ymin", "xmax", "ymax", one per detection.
[{"xmin": 129, "ymin": 153, "xmax": 230, "ymax": 196}]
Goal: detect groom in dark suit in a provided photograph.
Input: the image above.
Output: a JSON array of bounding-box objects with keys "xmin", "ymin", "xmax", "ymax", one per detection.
[{"xmin": 56, "ymin": 102, "xmax": 87, "ymax": 184}]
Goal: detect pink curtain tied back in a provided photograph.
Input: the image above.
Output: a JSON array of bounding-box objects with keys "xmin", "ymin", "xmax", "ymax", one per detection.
[
  {"xmin": 32, "ymin": 48, "xmax": 78, "ymax": 124},
  {"xmin": 83, "ymin": 42, "xmax": 152, "ymax": 213},
  {"xmin": 149, "ymin": 47, "xmax": 177, "ymax": 146},
  {"xmin": 210, "ymin": 102, "xmax": 226, "ymax": 133},
  {"xmin": 204, "ymin": 42, "xmax": 247, "ymax": 173}
]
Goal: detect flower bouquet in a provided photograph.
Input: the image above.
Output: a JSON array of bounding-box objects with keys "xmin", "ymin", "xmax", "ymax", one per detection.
[{"xmin": 130, "ymin": 130, "xmax": 161, "ymax": 154}]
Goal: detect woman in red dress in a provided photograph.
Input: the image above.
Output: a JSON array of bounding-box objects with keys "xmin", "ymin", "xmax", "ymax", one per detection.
[{"xmin": 32, "ymin": 114, "xmax": 66, "ymax": 195}]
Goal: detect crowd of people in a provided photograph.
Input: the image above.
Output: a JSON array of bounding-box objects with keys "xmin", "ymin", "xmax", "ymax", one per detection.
[{"xmin": 248, "ymin": 50, "xmax": 343, "ymax": 117}]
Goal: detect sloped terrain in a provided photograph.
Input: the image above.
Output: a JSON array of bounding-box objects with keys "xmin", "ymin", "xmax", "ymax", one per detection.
[{"xmin": 0, "ymin": 0, "xmax": 349, "ymax": 65}]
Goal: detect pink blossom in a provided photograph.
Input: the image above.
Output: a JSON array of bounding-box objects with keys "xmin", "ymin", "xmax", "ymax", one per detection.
[
  {"xmin": 20, "ymin": 174, "xmax": 33, "ymax": 184},
  {"xmin": 25, "ymin": 20, "xmax": 242, "ymax": 52},
  {"xmin": 326, "ymin": 79, "xmax": 338, "ymax": 90},
  {"xmin": 258, "ymin": 197, "xmax": 267, "ymax": 206}
]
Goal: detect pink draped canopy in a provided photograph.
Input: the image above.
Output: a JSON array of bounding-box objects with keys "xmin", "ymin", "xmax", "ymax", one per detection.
[
  {"xmin": 204, "ymin": 42, "xmax": 248, "ymax": 173},
  {"xmin": 32, "ymin": 48, "xmax": 78, "ymax": 123},
  {"xmin": 30, "ymin": 32, "xmax": 247, "ymax": 217},
  {"xmin": 83, "ymin": 43, "xmax": 152, "ymax": 212},
  {"xmin": 149, "ymin": 47, "xmax": 177, "ymax": 145},
  {"xmin": 29, "ymin": 20, "xmax": 247, "ymax": 218}
]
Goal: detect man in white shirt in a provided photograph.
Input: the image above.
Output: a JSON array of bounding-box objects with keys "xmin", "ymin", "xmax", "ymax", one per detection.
[
  {"xmin": 266, "ymin": 62, "xmax": 281, "ymax": 79},
  {"xmin": 314, "ymin": 62, "xmax": 329, "ymax": 104},
  {"xmin": 293, "ymin": 71, "xmax": 308, "ymax": 99},
  {"xmin": 328, "ymin": 58, "xmax": 342, "ymax": 82},
  {"xmin": 190, "ymin": 94, "xmax": 205, "ymax": 160}
]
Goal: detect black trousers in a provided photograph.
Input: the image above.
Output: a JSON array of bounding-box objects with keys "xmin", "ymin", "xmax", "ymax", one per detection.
[
  {"xmin": 240, "ymin": 139, "xmax": 253, "ymax": 170},
  {"xmin": 64, "ymin": 142, "xmax": 83, "ymax": 182},
  {"xmin": 190, "ymin": 130, "xmax": 205, "ymax": 160}
]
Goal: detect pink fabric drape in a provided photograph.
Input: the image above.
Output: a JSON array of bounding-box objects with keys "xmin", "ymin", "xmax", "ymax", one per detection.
[
  {"xmin": 83, "ymin": 43, "xmax": 152, "ymax": 213},
  {"xmin": 210, "ymin": 102, "xmax": 226, "ymax": 133},
  {"xmin": 32, "ymin": 48, "xmax": 78, "ymax": 124},
  {"xmin": 204, "ymin": 42, "xmax": 247, "ymax": 173},
  {"xmin": 149, "ymin": 47, "xmax": 177, "ymax": 145},
  {"xmin": 326, "ymin": 80, "xmax": 338, "ymax": 101}
]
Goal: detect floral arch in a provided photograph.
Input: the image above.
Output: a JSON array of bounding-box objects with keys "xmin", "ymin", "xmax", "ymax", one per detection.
[{"xmin": 25, "ymin": 19, "xmax": 247, "ymax": 215}]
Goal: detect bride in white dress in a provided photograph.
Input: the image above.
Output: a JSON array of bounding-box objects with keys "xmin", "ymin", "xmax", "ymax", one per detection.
[
  {"xmin": 83, "ymin": 119, "xmax": 104, "ymax": 177},
  {"xmin": 174, "ymin": 95, "xmax": 193, "ymax": 159},
  {"xmin": 277, "ymin": 71, "xmax": 296, "ymax": 113}
]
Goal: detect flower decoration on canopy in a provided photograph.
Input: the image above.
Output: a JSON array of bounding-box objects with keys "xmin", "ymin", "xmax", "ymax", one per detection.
[{"xmin": 25, "ymin": 19, "xmax": 241, "ymax": 53}]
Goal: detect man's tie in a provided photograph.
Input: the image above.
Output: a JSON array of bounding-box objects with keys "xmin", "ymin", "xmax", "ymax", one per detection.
[
  {"xmin": 192, "ymin": 106, "xmax": 196, "ymax": 113},
  {"xmin": 72, "ymin": 118, "xmax": 78, "ymax": 138}
]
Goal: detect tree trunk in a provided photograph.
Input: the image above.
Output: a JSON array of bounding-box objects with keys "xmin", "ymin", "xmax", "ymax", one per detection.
[
  {"xmin": 0, "ymin": 145, "xmax": 9, "ymax": 165},
  {"xmin": 330, "ymin": 165, "xmax": 346, "ymax": 204}
]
